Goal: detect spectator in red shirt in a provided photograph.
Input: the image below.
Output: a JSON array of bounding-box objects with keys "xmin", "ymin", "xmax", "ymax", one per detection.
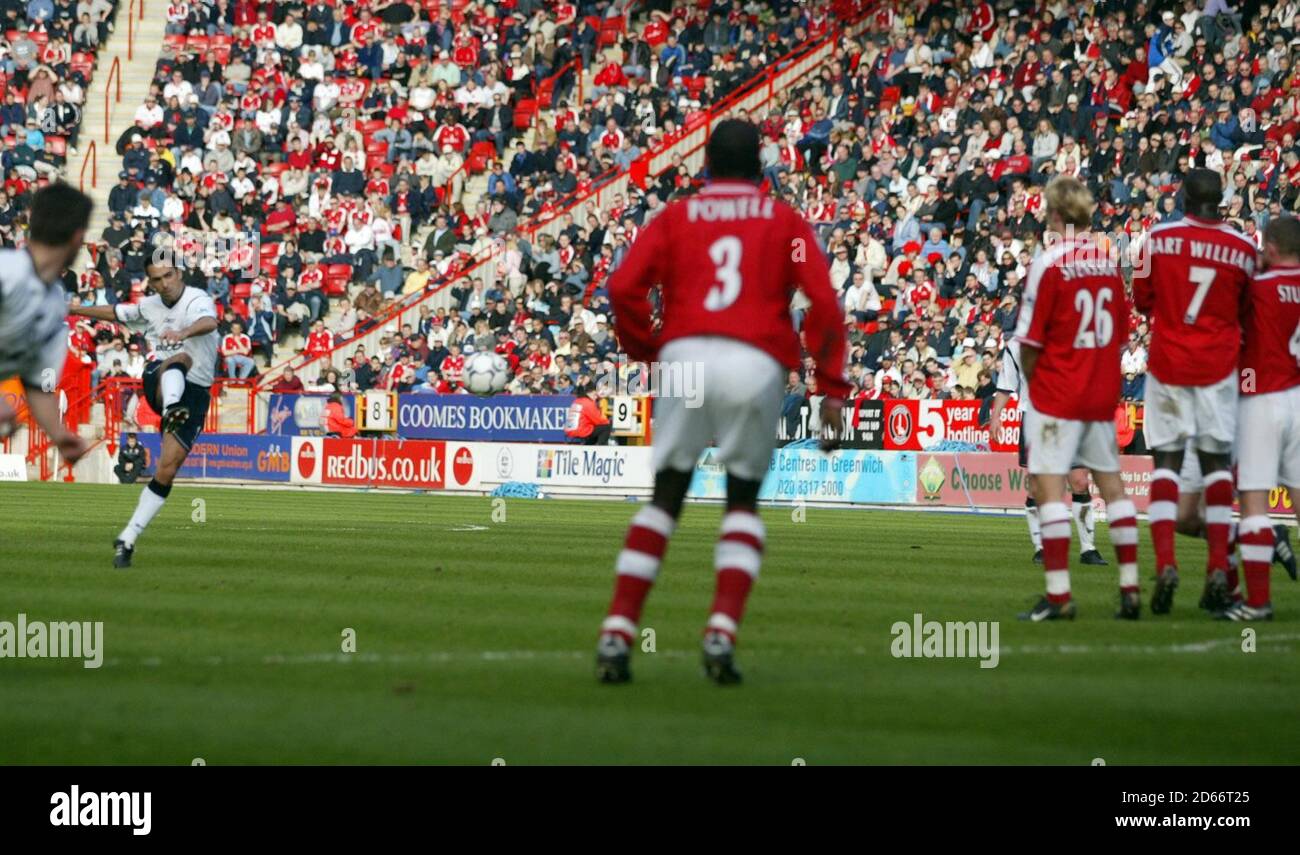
[
  {"xmin": 323, "ymin": 394, "xmax": 356, "ymax": 438},
  {"xmin": 220, "ymin": 321, "xmax": 255, "ymax": 379},
  {"xmin": 565, "ymin": 385, "xmax": 610, "ymax": 445},
  {"xmin": 304, "ymin": 319, "xmax": 334, "ymax": 360},
  {"xmin": 270, "ymin": 366, "xmax": 305, "ymax": 393}
]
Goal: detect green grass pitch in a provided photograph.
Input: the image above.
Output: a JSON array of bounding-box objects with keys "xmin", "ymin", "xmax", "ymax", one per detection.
[{"xmin": 1, "ymin": 481, "xmax": 1297, "ymax": 764}]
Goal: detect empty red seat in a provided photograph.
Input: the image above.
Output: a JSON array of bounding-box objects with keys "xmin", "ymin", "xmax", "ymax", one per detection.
[
  {"xmin": 324, "ymin": 277, "xmax": 350, "ymax": 297},
  {"xmin": 327, "ymin": 264, "xmax": 353, "ymax": 279}
]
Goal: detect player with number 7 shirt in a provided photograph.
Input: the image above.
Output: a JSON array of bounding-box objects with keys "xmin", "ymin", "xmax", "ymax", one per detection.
[
  {"xmin": 1014, "ymin": 177, "xmax": 1142, "ymax": 622},
  {"xmin": 595, "ymin": 119, "xmax": 850, "ymax": 685},
  {"xmin": 1130, "ymin": 168, "xmax": 1258, "ymax": 617}
]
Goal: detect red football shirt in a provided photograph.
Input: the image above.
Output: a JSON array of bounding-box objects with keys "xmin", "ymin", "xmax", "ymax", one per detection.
[
  {"xmin": 1240, "ymin": 265, "xmax": 1300, "ymax": 396},
  {"xmin": 1132, "ymin": 215, "xmax": 1256, "ymax": 386},
  {"xmin": 1015, "ymin": 237, "xmax": 1129, "ymax": 421},
  {"xmin": 609, "ymin": 179, "xmax": 850, "ymax": 398}
]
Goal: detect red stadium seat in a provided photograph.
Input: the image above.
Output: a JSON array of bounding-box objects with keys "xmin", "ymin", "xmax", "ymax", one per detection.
[
  {"xmin": 262, "ymin": 161, "xmax": 289, "ymax": 177},
  {"xmin": 598, "ymin": 17, "xmax": 626, "ymax": 47},
  {"xmin": 164, "ymin": 34, "xmax": 187, "ymax": 52},
  {"xmin": 514, "ymin": 98, "xmax": 536, "ymax": 129},
  {"xmin": 45, "ymin": 135, "xmax": 66, "ymax": 157},
  {"xmin": 327, "ymin": 264, "xmax": 353, "ymax": 280},
  {"xmin": 187, "ymin": 35, "xmax": 211, "ymax": 53},
  {"xmin": 536, "ymin": 78, "xmax": 555, "ymax": 109},
  {"xmin": 324, "ymin": 277, "xmax": 350, "ymax": 297},
  {"xmin": 358, "ymin": 119, "xmax": 386, "ymax": 134},
  {"xmin": 231, "ymin": 281, "xmax": 252, "ymax": 299}
]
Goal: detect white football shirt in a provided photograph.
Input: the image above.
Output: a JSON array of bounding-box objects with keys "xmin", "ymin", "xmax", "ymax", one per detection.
[
  {"xmin": 114, "ymin": 286, "xmax": 219, "ymax": 387},
  {"xmin": 0, "ymin": 248, "xmax": 69, "ymax": 390}
]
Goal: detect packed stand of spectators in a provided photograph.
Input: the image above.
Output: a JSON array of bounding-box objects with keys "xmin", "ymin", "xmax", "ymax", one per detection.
[
  {"xmin": 0, "ymin": 0, "xmax": 118, "ymax": 243},
  {"xmin": 69, "ymin": 0, "xmax": 861, "ymax": 397},
  {"xmin": 757, "ymin": 0, "xmax": 1300, "ymax": 421}
]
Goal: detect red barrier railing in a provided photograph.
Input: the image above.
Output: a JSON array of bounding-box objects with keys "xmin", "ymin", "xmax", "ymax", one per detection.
[
  {"xmin": 79, "ymin": 139, "xmax": 97, "ymax": 189},
  {"xmin": 128, "ymin": 0, "xmax": 144, "ymax": 61},
  {"xmin": 103, "ymin": 55, "xmax": 122, "ymax": 143}
]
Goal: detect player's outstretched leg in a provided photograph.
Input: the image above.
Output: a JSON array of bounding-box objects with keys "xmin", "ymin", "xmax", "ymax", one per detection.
[
  {"xmin": 595, "ymin": 469, "xmax": 688, "ymax": 683},
  {"xmin": 1220, "ymin": 514, "xmax": 1275, "ymax": 621},
  {"xmin": 1200, "ymin": 468, "xmax": 1236, "ymax": 612},
  {"xmin": 1148, "ymin": 463, "xmax": 1181, "ymax": 614},
  {"xmin": 159, "ymin": 361, "xmax": 191, "ymax": 435},
  {"xmin": 113, "ymin": 478, "xmax": 172, "ymax": 568},
  {"xmin": 113, "ymin": 431, "xmax": 187, "ymax": 568}
]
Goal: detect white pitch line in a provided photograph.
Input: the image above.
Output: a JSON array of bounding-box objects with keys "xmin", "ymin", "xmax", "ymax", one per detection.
[{"xmin": 92, "ymin": 634, "xmax": 1300, "ymax": 669}]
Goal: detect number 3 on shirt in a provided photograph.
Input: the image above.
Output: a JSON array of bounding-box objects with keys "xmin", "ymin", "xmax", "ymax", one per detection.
[
  {"xmin": 704, "ymin": 236, "xmax": 742, "ymax": 311},
  {"xmin": 1073, "ymin": 287, "xmax": 1114, "ymax": 349}
]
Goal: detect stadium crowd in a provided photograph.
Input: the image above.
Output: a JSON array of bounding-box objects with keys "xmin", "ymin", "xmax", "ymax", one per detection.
[
  {"xmin": 1, "ymin": 0, "xmax": 116, "ymax": 224},
  {"xmin": 13, "ymin": 0, "xmax": 1300, "ymax": 417}
]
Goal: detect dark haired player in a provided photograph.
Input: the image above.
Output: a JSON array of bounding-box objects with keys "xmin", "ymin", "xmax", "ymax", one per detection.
[
  {"xmin": 596, "ymin": 119, "xmax": 849, "ymax": 683},
  {"xmin": 70, "ymin": 261, "xmax": 218, "ymax": 568},
  {"xmin": 1132, "ymin": 168, "xmax": 1258, "ymax": 614},
  {"xmin": 0, "ymin": 183, "xmax": 94, "ymax": 464}
]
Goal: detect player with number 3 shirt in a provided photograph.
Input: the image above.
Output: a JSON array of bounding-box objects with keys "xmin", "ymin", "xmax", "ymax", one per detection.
[{"xmin": 594, "ymin": 120, "xmax": 849, "ymax": 685}]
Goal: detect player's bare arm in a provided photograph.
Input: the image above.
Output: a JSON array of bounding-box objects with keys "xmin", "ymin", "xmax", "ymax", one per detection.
[{"xmin": 68, "ymin": 304, "xmax": 122, "ymax": 323}]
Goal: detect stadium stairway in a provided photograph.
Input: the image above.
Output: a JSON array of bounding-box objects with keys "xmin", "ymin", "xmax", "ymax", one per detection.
[{"xmin": 79, "ymin": 6, "xmax": 168, "ymax": 261}]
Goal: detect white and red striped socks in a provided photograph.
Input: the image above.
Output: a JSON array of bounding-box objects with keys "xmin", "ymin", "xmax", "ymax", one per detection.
[
  {"xmin": 1203, "ymin": 470, "xmax": 1235, "ymax": 576},
  {"xmin": 602, "ymin": 504, "xmax": 676, "ymax": 644},
  {"xmin": 1237, "ymin": 516, "xmax": 1275, "ymax": 608},
  {"xmin": 706, "ymin": 510, "xmax": 765, "ymax": 641},
  {"xmin": 1039, "ymin": 501, "xmax": 1072, "ymax": 603},
  {"xmin": 1107, "ymin": 498, "xmax": 1140, "ymax": 593},
  {"xmin": 1148, "ymin": 467, "xmax": 1179, "ymax": 573}
]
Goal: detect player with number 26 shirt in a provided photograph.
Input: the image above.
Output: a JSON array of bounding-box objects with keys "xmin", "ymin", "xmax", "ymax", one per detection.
[
  {"xmin": 1013, "ymin": 177, "xmax": 1142, "ymax": 623},
  {"xmin": 595, "ymin": 119, "xmax": 849, "ymax": 686}
]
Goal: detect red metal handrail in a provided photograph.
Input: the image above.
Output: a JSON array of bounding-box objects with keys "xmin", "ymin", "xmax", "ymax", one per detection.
[
  {"xmin": 128, "ymin": 0, "xmax": 144, "ymax": 61},
  {"xmin": 103, "ymin": 55, "xmax": 122, "ymax": 143},
  {"xmin": 79, "ymin": 138, "xmax": 97, "ymax": 190}
]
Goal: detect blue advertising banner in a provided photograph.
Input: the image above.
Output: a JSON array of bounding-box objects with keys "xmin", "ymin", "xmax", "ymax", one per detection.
[
  {"xmin": 266, "ymin": 393, "xmax": 354, "ymax": 436},
  {"xmin": 396, "ymin": 394, "xmax": 574, "ymax": 442},
  {"xmin": 138, "ymin": 433, "xmax": 293, "ymax": 482},
  {"xmin": 689, "ymin": 448, "xmax": 917, "ymax": 505}
]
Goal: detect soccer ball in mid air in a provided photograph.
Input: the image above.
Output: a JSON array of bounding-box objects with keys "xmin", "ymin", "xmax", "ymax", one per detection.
[{"xmin": 463, "ymin": 351, "xmax": 510, "ymax": 396}]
